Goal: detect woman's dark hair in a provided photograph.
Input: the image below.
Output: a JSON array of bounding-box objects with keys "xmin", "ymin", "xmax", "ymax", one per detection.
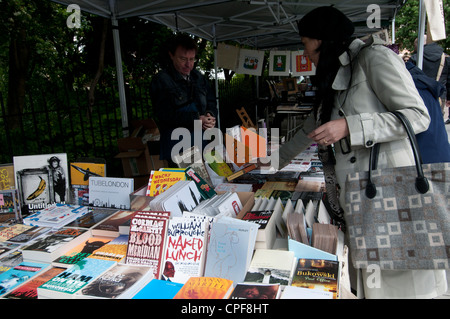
[
  {"xmin": 296, "ymin": 6, "xmax": 354, "ymax": 124},
  {"xmin": 311, "ymin": 38, "xmax": 353, "ymax": 124}
]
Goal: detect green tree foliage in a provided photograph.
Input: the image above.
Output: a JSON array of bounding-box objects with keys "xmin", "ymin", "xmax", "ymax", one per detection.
[{"xmin": 395, "ymin": 0, "xmax": 450, "ymax": 53}]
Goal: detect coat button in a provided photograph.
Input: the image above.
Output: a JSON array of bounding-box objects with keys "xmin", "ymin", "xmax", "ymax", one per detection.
[
  {"xmin": 350, "ymin": 156, "xmax": 356, "ymax": 163},
  {"xmin": 338, "ymin": 110, "xmax": 344, "ymax": 116},
  {"xmin": 366, "ymin": 140, "xmax": 373, "ymax": 147}
]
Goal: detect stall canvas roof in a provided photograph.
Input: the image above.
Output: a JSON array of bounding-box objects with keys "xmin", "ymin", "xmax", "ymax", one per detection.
[{"xmin": 54, "ymin": 0, "xmax": 406, "ymax": 49}]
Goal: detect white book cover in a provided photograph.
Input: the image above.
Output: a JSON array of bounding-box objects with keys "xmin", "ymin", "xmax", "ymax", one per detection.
[
  {"xmin": 23, "ymin": 203, "xmax": 89, "ymax": 228},
  {"xmin": 13, "ymin": 153, "xmax": 69, "ymax": 215},
  {"xmin": 161, "ymin": 181, "xmax": 202, "ymax": 217},
  {"xmin": 215, "ymin": 192, "xmax": 242, "ymax": 217},
  {"xmin": 162, "ymin": 216, "xmax": 208, "ymax": 283},
  {"xmin": 88, "ymin": 177, "xmax": 134, "ymax": 210},
  {"xmin": 204, "ymin": 216, "xmax": 259, "ymax": 283}
]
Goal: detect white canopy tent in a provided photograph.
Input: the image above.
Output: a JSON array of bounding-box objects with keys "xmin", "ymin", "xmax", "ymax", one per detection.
[{"xmin": 50, "ymin": 0, "xmax": 414, "ymax": 133}]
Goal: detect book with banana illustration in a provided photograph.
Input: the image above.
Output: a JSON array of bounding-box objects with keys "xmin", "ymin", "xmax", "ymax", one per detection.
[{"xmin": 13, "ymin": 153, "xmax": 69, "ymax": 216}]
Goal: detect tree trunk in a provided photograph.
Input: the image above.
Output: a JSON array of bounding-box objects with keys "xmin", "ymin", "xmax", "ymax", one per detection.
[
  {"xmin": 87, "ymin": 18, "xmax": 109, "ymax": 114},
  {"xmin": 7, "ymin": 28, "xmax": 30, "ymax": 131}
]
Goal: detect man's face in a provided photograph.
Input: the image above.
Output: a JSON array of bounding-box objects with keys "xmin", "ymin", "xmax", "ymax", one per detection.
[{"xmin": 169, "ymin": 46, "xmax": 196, "ymax": 76}]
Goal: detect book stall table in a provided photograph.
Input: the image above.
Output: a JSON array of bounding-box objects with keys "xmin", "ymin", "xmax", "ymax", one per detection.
[{"xmin": 276, "ymin": 104, "xmax": 313, "ymax": 141}]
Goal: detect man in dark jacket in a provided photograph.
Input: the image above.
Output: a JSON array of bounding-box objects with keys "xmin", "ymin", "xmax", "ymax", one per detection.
[
  {"xmin": 150, "ymin": 34, "xmax": 218, "ymax": 165},
  {"xmin": 410, "ymin": 37, "xmax": 450, "ymax": 124},
  {"xmin": 406, "ymin": 61, "xmax": 450, "ymax": 163}
]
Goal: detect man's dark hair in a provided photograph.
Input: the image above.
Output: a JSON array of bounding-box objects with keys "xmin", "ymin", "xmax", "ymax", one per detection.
[{"xmin": 168, "ymin": 33, "xmax": 198, "ymax": 55}]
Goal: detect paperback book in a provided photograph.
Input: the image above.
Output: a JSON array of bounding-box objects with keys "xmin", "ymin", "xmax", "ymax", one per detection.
[
  {"xmin": 3, "ymin": 266, "xmax": 65, "ymax": 299},
  {"xmin": 162, "ymin": 216, "xmax": 208, "ymax": 283},
  {"xmin": 146, "ymin": 169, "xmax": 186, "ymax": 197},
  {"xmin": 125, "ymin": 212, "xmax": 169, "ymax": 279},
  {"xmin": 0, "ymin": 261, "xmax": 50, "ymax": 297},
  {"xmin": 76, "ymin": 263, "xmax": 153, "ymax": 299},
  {"xmin": 37, "ymin": 257, "xmax": 117, "ymax": 298},
  {"xmin": 173, "ymin": 276, "xmax": 234, "ymax": 299},
  {"xmin": 52, "ymin": 236, "xmax": 113, "ymax": 268},
  {"xmin": 22, "ymin": 203, "xmax": 90, "ymax": 229},
  {"xmin": 21, "ymin": 227, "xmax": 91, "ymax": 263},
  {"xmin": 290, "ymin": 258, "xmax": 340, "ymax": 299}
]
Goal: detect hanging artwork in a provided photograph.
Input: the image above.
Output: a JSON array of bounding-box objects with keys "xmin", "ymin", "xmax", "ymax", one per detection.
[
  {"xmin": 217, "ymin": 42, "xmax": 240, "ymax": 71},
  {"xmin": 291, "ymin": 50, "xmax": 316, "ymax": 76},
  {"xmin": 269, "ymin": 51, "xmax": 291, "ymax": 76},
  {"xmin": 236, "ymin": 49, "xmax": 265, "ymax": 76}
]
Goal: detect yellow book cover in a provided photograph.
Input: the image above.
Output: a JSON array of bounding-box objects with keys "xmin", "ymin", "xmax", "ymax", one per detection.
[
  {"xmin": 70, "ymin": 162, "xmax": 106, "ymax": 186},
  {"xmin": 173, "ymin": 277, "xmax": 234, "ymax": 299},
  {"xmin": 146, "ymin": 170, "xmax": 186, "ymax": 197}
]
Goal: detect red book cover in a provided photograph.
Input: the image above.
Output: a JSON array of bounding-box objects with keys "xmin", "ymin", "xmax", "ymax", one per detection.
[{"xmin": 125, "ymin": 211, "xmax": 169, "ymax": 279}]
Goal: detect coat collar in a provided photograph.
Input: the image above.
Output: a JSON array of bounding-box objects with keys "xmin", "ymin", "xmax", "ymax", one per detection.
[{"xmin": 332, "ymin": 35, "xmax": 385, "ymax": 90}]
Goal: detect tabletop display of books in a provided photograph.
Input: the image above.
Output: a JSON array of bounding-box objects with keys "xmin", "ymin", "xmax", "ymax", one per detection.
[{"xmin": 0, "ymin": 145, "xmax": 356, "ymax": 300}]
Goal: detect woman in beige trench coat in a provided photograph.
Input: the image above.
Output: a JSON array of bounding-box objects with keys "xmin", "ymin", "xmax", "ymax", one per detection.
[{"xmin": 273, "ymin": 6, "xmax": 447, "ymax": 298}]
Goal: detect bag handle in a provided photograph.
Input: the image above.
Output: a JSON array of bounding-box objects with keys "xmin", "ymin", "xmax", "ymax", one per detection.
[{"xmin": 365, "ymin": 111, "xmax": 430, "ymax": 199}]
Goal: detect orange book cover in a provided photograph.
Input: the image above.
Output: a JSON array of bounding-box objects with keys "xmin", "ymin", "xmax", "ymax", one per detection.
[{"xmin": 173, "ymin": 277, "xmax": 234, "ymax": 299}]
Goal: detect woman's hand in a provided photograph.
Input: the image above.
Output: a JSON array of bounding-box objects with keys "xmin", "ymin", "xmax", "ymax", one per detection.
[{"xmin": 307, "ymin": 118, "xmax": 349, "ymax": 146}]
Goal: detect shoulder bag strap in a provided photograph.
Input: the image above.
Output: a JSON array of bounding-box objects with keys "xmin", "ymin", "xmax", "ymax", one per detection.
[{"xmin": 365, "ymin": 111, "xmax": 430, "ymax": 199}]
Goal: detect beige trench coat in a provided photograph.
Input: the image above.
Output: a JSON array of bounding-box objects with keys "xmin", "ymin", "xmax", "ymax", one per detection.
[{"xmin": 275, "ymin": 36, "xmax": 447, "ymax": 298}]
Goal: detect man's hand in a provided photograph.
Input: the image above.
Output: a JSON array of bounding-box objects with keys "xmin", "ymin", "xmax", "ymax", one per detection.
[{"xmin": 200, "ymin": 114, "xmax": 216, "ymax": 129}]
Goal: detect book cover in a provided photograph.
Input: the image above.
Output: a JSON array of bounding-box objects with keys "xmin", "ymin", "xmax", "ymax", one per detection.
[
  {"xmin": 38, "ymin": 257, "xmax": 116, "ymax": 298},
  {"xmin": 0, "ymin": 163, "xmax": 15, "ymax": 190},
  {"xmin": 0, "ymin": 261, "xmax": 50, "ymax": 297},
  {"xmin": 91, "ymin": 210, "xmax": 136, "ymax": 237},
  {"xmin": 22, "ymin": 203, "xmax": 89, "ymax": 228},
  {"xmin": 0, "ymin": 189, "xmax": 21, "ymax": 224},
  {"xmin": 77, "ymin": 263, "xmax": 153, "ymax": 299},
  {"xmin": 0, "ymin": 251, "xmax": 23, "ymax": 275},
  {"xmin": 185, "ymin": 167, "xmax": 216, "ymax": 199},
  {"xmin": 13, "ymin": 153, "xmax": 69, "ymax": 215},
  {"xmin": 125, "ymin": 212, "xmax": 168, "ymax": 279},
  {"xmin": 52, "ymin": 236, "xmax": 112, "ymax": 267},
  {"xmin": 229, "ymin": 282, "xmax": 281, "ymax": 299},
  {"xmin": 3, "ymin": 266, "xmax": 65, "ymax": 299},
  {"xmin": 132, "ymin": 279, "xmax": 183, "ymax": 299},
  {"xmin": 173, "ymin": 145, "xmax": 213, "ymax": 186},
  {"xmin": 163, "ymin": 216, "xmax": 207, "ymax": 283},
  {"xmin": 204, "ymin": 217, "xmax": 259, "ymax": 283},
  {"xmin": 173, "ymin": 277, "xmax": 234, "ymax": 299},
  {"xmin": 244, "ymin": 249, "xmax": 296, "ymax": 286},
  {"xmin": 70, "ymin": 161, "xmax": 106, "ymax": 186},
  {"xmin": 0, "ymin": 224, "xmax": 34, "ymax": 243},
  {"xmin": 21, "ymin": 228, "xmax": 90, "ymax": 263},
  {"xmin": 291, "ymin": 258, "xmax": 340, "ymax": 299},
  {"xmin": 146, "ymin": 170, "xmax": 186, "ymax": 197},
  {"xmin": 88, "ymin": 177, "xmax": 134, "ymax": 209},
  {"xmin": 6, "ymin": 225, "xmax": 51, "ymax": 244},
  {"xmin": 64, "ymin": 207, "xmax": 119, "ymax": 229},
  {"xmin": 89, "ymin": 235, "xmax": 128, "ymax": 262},
  {"xmin": 155, "ymin": 181, "xmax": 202, "ymax": 218},
  {"xmin": 241, "ymin": 210, "xmax": 273, "ymax": 230}
]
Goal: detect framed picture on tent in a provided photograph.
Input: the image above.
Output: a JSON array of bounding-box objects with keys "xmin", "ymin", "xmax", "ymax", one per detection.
[
  {"xmin": 269, "ymin": 51, "xmax": 291, "ymax": 76},
  {"xmin": 217, "ymin": 42, "xmax": 240, "ymax": 71},
  {"xmin": 291, "ymin": 50, "xmax": 316, "ymax": 76},
  {"xmin": 236, "ymin": 49, "xmax": 265, "ymax": 76}
]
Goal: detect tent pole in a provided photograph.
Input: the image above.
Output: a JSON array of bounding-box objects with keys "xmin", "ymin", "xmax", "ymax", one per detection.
[
  {"xmin": 213, "ymin": 25, "xmax": 221, "ymax": 136},
  {"xmin": 416, "ymin": 0, "xmax": 426, "ymax": 69},
  {"xmin": 391, "ymin": 17, "xmax": 395, "ymax": 43},
  {"xmin": 111, "ymin": 17, "xmax": 129, "ymax": 137}
]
